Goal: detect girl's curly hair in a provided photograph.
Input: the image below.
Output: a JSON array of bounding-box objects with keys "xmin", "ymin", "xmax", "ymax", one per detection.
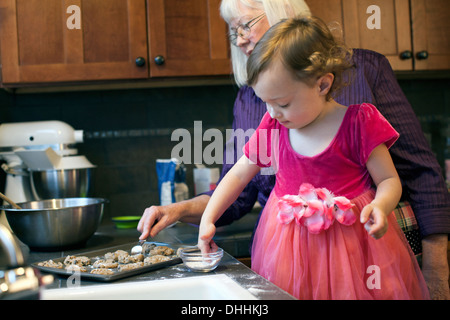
[{"xmin": 247, "ymin": 16, "xmax": 353, "ymax": 100}]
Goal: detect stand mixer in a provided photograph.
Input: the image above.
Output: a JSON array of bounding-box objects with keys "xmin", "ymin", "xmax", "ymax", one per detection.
[{"xmin": 0, "ymin": 120, "xmax": 95, "ymax": 206}]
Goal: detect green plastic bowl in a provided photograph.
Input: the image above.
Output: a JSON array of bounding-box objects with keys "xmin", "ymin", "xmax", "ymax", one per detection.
[{"xmin": 111, "ymin": 216, "xmax": 141, "ymax": 229}]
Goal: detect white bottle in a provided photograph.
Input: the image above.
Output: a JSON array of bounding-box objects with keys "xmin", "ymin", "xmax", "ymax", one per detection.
[{"xmin": 174, "ymin": 163, "xmax": 189, "ymax": 202}]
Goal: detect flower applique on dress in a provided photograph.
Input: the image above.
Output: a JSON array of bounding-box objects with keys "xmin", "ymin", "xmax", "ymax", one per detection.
[{"xmin": 277, "ymin": 183, "xmax": 356, "ymax": 234}]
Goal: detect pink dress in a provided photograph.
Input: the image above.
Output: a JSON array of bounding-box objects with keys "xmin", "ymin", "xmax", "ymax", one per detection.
[{"xmin": 244, "ymin": 103, "xmax": 430, "ymax": 300}]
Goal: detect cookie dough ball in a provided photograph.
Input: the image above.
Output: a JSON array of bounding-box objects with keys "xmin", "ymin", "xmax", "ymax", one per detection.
[
  {"xmin": 144, "ymin": 255, "xmax": 171, "ymax": 265},
  {"xmin": 64, "ymin": 255, "xmax": 91, "ymax": 266},
  {"xmin": 150, "ymin": 246, "xmax": 174, "ymax": 256}
]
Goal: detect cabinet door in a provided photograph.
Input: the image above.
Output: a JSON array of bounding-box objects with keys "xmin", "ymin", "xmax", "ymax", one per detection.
[
  {"xmin": 147, "ymin": 0, "xmax": 231, "ymax": 77},
  {"xmin": 411, "ymin": 0, "xmax": 450, "ymax": 70},
  {"xmin": 0, "ymin": 0, "xmax": 148, "ymax": 84},
  {"xmin": 307, "ymin": 0, "xmax": 412, "ymax": 70},
  {"xmin": 341, "ymin": 0, "xmax": 413, "ymax": 70}
]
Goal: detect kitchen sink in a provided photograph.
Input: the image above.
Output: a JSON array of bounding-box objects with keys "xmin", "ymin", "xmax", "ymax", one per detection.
[{"xmin": 40, "ymin": 274, "xmax": 257, "ymax": 300}]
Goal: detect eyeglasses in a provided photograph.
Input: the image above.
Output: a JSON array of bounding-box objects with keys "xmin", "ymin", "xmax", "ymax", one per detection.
[{"xmin": 228, "ymin": 13, "xmax": 266, "ymax": 46}]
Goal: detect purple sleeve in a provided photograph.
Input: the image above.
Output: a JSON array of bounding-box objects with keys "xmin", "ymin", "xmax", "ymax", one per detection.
[{"xmin": 345, "ymin": 49, "xmax": 450, "ymax": 237}]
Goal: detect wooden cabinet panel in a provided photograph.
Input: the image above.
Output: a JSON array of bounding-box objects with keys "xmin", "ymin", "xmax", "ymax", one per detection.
[
  {"xmin": 306, "ymin": 0, "xmax": 413, "ymax": 70},
  {"xmin": 16, "ymin": 0, "xmax": 64, "ymax": 66},
  {"xmin": 307, "ymin": 0, "xmax": 449, "ymax": 71},
  {"xmin": 83, "ymin": 0, "xmax": 131, "ymax": 63},
  {"xmin": 305, "ymin": 0, "xmax": 345, "ymax": 37},
  {"xmin": 342, "ymin": 0, "xmax": 412, "ymax": 70},
  {"xmin": 0, "ymin": 0, "xmax": 148, "ymax": 84},
  {"xmin": 411, "ymin": 0, "xmax": 450, "ymax": 70},
  {"xmin": 147, "ymin": 0, "xmax": 231, "ymax": 77}
]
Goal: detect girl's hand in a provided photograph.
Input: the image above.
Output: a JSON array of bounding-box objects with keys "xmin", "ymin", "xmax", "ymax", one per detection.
[
  {"xmin": 198, "ymin": 222, "xmax": 218, "ymax": 254},
  {"xmin": 360, "ymin": 203, "xmax": 389, "ymax": 239}
]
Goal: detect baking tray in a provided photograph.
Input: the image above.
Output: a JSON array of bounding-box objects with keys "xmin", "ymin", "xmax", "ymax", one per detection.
[{"xmin": 32, "ymin": 242, "xmax": 183, "ymax": 282}]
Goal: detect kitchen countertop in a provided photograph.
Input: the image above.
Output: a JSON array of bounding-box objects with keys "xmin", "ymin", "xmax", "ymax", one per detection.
[{"xmin": 17, "ymin": 216, "xmax": 295, "ymax": 300}]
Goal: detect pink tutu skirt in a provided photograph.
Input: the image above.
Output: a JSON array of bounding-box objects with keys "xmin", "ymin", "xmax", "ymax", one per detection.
[{"xmin": 251, "ymin": 189, "xmax": 430, "ymax": 300}]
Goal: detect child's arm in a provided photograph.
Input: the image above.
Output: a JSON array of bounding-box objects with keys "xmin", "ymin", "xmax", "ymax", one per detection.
[
  {"xmin": 360, "ymin": 143, "xmax": 402, "ymax": 239},
  {"xmin": 198, "ymin": 155, "xmax": 261, "ymax": 253}
]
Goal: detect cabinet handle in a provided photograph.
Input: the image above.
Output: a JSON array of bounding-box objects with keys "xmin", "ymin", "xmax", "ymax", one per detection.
[
  {"xmin": 154, "ymin": 55, "xmax": 165, "ymax": 66},
  {"xmin": 416, "ymin": 51, "xmax": 429, "ymax": 60},
  {"xmin": 135, "ymin": 57, "xmax": 146, "ymax": 67},
  {"xmin": 399, "ymin": 51, "xmax": 412, "ymax": 60}
]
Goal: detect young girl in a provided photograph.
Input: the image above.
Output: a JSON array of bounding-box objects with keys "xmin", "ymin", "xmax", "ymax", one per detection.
[{"xmin": 198, "ymin": 17, "xmax": 430, "ymax": 300}]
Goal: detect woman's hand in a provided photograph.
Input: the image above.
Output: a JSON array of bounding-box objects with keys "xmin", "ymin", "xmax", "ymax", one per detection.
[
  {"xmin": 137, "ymin": 195, "xmax": 210, "ymax": 240},
  {"xmin": 137, "ymin": 204, "xmax": 180, "ymax": 240}
]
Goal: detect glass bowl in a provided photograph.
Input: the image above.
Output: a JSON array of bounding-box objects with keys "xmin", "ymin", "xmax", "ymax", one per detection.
[{"xmin": 178, "ymin": 247, "xmax": 224, "ymax": 272}]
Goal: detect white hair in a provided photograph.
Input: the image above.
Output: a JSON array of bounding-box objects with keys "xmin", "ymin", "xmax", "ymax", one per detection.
[{"xmin": 220, "ymin": 0, "xmax": 311, "ymax": 87}]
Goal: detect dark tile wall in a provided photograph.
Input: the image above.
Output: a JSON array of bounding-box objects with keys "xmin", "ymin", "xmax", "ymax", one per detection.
[
  {"xmin": 0, "ymin": 77, "xmax": 448, "ymax": 221},
  {"xmin": 397, "ymin": 78, "xmax": 450, "ymax": 170},
  {"xmin": 0, "ymin": 84, "xmax": 238, "ymax": 219}
]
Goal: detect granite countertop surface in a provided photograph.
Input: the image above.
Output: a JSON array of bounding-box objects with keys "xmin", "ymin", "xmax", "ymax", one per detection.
[{"xmin": 16, "ymin": 212, "xmax": 295, "ymax": 300}]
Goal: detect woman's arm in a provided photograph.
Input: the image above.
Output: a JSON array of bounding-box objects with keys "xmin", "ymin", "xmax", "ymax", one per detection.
[
  {"xmin": 360, "ymin": 143, "xmax": 402, "ymax": 239},
  {"xmin": 364, "ymin": 50, "xmax": 449, "ymax": 235},
  {"xmin": 352, "ymin": 49, "xmax": 449, "ymax": 299},
  {"xmin": 198, "ymin": 156, "xmax": 261, "ymax": 252}
]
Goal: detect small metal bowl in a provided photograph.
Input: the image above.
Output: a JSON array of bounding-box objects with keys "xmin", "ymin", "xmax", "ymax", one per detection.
[
  {"xmin": 178, "ymin": 247, "xmax": 223, "ymax": 272},
  {"xmin": 30, "ymin": 168, "xmax": 94, "ymax": 200}
]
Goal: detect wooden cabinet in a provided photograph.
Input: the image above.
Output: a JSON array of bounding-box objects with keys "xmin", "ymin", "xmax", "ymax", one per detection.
[
  {"xmin": 147, "ymin": 0, "xmax": 231, "ymax": 77},
  {"xmin": 0, "ymin": 0, "xmax": 231, "ymax": 85},
  {"xmin": 410, "ymin": 0, "xmax": 450, "ymax": 70},
  {"xmin": 0, "ymin": 0, "xmax": 149, "ymax": 84},
  {"xmin": 1, "ymin": 0, "xmax": 447, "ymax": 85},
  {"xmin": 305, "ymin": 0, "xmax": 450, "ymax": 71},
  {"xmin": 341, "ymin": 0, "xmax": 413, "ymax": 70}
]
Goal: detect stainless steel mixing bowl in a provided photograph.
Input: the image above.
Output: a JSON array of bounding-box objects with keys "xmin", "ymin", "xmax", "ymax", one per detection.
[
  {"xmin": 30, "ymin": 168, "xmax": 93, "ymax": 200},
  {"xmin": 1, "ymin": 198, "xmax": 106, "ymax": 251}
]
